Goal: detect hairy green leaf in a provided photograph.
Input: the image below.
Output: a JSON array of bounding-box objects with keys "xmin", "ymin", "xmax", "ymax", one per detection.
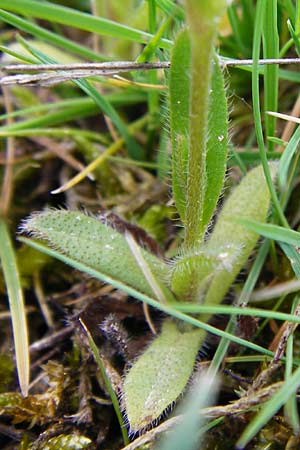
[
  {"xmin": 183, "ymin": 0, "xmax": 229, "ymax": 247},
  {"xmin": 169, "ymin": 28, "xmax": 190, "ymax": 220},
  {"xmin": 171, "ymin": 250, "xmax": 220, "ymax": 302},
  {"xmin": 123, "ymin": 320, "xmax": 204, "ymax": 431},
  {"xmin": 169, "ymin": 30, "xmax": 228, "ymax": 230},
  {"xmin": 204, "ymin": 57, "xmax": 228, "ymax": 226},
  {"xmin": 202, "ymin": 163, "xmax": 277, "ymax": 312},
  {"xmin": 22, "ymin": 210, "xmax": 169, "ymax": 299}
]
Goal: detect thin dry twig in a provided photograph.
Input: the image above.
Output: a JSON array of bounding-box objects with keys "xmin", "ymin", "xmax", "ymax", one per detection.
[
  {"xmin": 1, "ymin": 57, "xmax": 300, "ymax": 86},
  {"xmin": 121, "ymin": 382, "xmax": 283, "ymax": 450}
]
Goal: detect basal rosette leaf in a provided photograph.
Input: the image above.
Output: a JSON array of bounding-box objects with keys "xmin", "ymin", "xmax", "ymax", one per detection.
[
  {"xmin": 202, "ymin": 163, "xmax": 277, "ymax": 312},
  {"xmin": 123, "ymin": 320, "xmax": 204, "ymax": 432},
  {"xmin": 21, "ymin": 210, "xmax": 169, "ymax": 299}
]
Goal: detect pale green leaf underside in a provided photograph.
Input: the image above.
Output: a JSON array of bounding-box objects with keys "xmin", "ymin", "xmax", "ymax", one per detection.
[
  {"xmin": 22, "ymin": 210, "xmax": 169, "ymax": 299},
  {"xmin": 123, "ymin": 320, "xmax": 204, "ymax": 431}
]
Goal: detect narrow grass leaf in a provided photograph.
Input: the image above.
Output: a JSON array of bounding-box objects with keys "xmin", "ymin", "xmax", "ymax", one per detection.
[
  {"xmin": 284, "ymin": 297, "xmax": 300, "ymax": 433},
  {"xmin": 18, "ymin": 237, "xmax": 276, "ymax": 358},
  {"xmin": 251, "ymin": 0, "xmax": 288, "ymax": 228},
  {"xmin": 237, "ymin": 219, "xmax": 300, "ymax": 246},
  {"xmin": 123, "ymin": 320, "xmax": 205, "ymax": 431},
  {"xmin": 157, "ymin": 373, "xmax": 220, "ymax": 450},
  {"xmin": 287, "ymin": 18, "xmax": 300, "ymax": 56},
  {"xmin": 0, "ymin": 43, "xmax": 36, "ymax": 63},
  {"xmin": 0, "ymin": 219, "xmax": 29, "ymax": 396},
  {"xmin": 279, "ymin": 242, "xmax": 300, "ymax": 278},
  {"xmin": 173, "ymin": 303, "xmax": 300, "ymax": 325},
  {"xmin": 262, "ymin": 0, "xmax": 279, "ymax": 152},
  {"xmin": 79, "ymin": 319, "xmax": 129, "ymax": 445},
  {"xmin": 0, "ymin": 93, "xmax": 146, "ymax": 131},
  {"xmin": 236, "ymin": 364, "xmax": 300, "ymax": 449},
  {"xmin": 74, "ymin": 79, "xmax": 145, "ymax": 160},
  {"xmin": 0, "ymin": 9, "xmax": 106, "ymax": 62},
  {"xmin": 227, "ymin": 3, "xmax": 250, "ymax": 55},
  {"xmin": 125, "ymin": 232, "xmax": 174, "ymax": 304},
  {"xmin": 16, "ymin": 37, "xmax": 145, "ymax": 160},
  {"xmin": 278, "ymin": 125, "xmax": 300, "ymax": 190},
  {"xmin": 136, "ymin": 15, "xmax": 173, "ymax": 63},
  {"xmin": 0, "ymin": 0, "xmax": 172, "ymax": 48},
  {"xmin": 155, "ymin": 0, "xmax": 185, "ymax": 21}
]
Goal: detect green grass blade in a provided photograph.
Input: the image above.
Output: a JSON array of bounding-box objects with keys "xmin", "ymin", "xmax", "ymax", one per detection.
[
  {"xmin": 252, "ymin": 0, "xmax": 288, "ymax": 227},
  {"xmin": 0, "ymin": 127, "xmax": 109, "ymax": 143},
  {"xmin": 238, "ymin": 239, "xmax": 270, "ymax": 304},
  {"xmin": 0, "ymin": 0, "xmax": 172, "ymax": 48},
  {"xmin": 0, "ymin": 219, "xmax": 29, "ymax": 397},
  {"xmin": 79, "ymin": 319, "xmax": 129, "ymax": 445},
  {"xmin": 237, "ymin": 218, "xmax": 300, "ymax": 246},
  {"xmin": 227, "ymin": 3, "xmax": 249, "ymax": 55},
  {"xmin": 137, "ymin": 7, "xmax": 172, "ymax": 63},
  {"xmin": 157, "ymin": 372, "xmax": 220, "ymax": 450},
  {"xmin": 262, "ymin": 0, "xmax": 279, "ymax": 152},
  {"xmin": 278, "ymin": 125, "xmax": 300, "ymax": 191},
  {"xmin": 0, "ymin": 43, "xmax": 36, "ymax": 63},
  {"xmin": 17, "ymin": 36, "xmax": 145, "ymax": 160},
  {"xmin": 173, "ymin": 304, "xmax": 300, "ymax": 325},
  {"xmin": 0, "ymin": 9, "xmax": 107, "ymax": 61},
  {"xmin": 284, "ymin": 297, "xmax": 300, "ymax": 433},
  {"xmin": 279, "ymin": 242, "xmax": 300, "ymax": 278},
  {"xmin": 155, "ymin": 0, "xmax": 184, "ymax": 21},
  {"xmin": 287, "ymin": 19, "xmax": 300, "ymax": 56},
  {"xmin": 207, "ymin": 318, "xmax": 236, "ymax": 379},
  {"xmin": 18, "ymin": 237, "xmax": 276, "ymax": 358},
  {"xmin": 236, "ymin": 363, "xmax": 300, "ymax": 448},
  {"xmin": 74, "ymin": 79, "xmax": 145, "ymax": 160},
  {"xmin": 0, "ymin": 93, "xmax": 146, "ymax": 131}
]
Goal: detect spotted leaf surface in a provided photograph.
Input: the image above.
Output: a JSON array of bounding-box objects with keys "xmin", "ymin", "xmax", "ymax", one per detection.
[{"xmin": 22, "ymin": 210, "xmax": 169, "ymax": 299}]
